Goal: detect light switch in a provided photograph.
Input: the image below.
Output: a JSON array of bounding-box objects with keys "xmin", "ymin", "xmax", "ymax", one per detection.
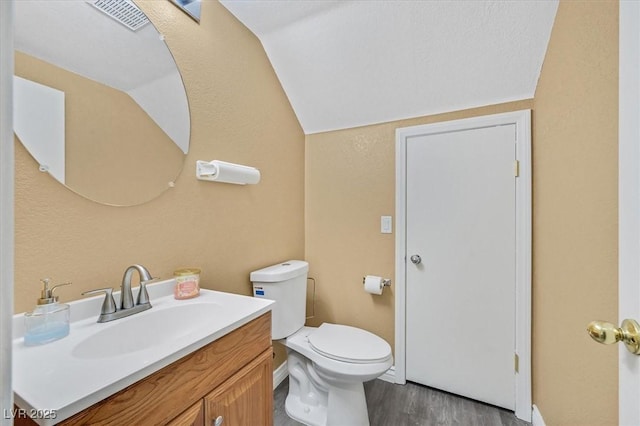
[{"xmin": 381, "ymin": 216, "xmax": 393, "ymax": 234}]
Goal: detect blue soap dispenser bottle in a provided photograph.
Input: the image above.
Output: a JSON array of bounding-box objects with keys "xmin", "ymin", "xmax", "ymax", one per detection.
[{"xmin": 24, "ymin": 278, "xmax": 72, "ymax": 346}]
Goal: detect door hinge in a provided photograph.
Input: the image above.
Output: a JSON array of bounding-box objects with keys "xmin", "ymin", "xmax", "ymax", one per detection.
[
  {"xmin": 514, "ymin": 353, "xmax": 520, "ymax": 373},
  {"xmin": 514, "ymin": 160, "xmax": 520, "ymax": 177}
]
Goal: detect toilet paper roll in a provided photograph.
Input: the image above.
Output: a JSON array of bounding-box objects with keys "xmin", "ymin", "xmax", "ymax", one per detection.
[{"xmin": 364, "ymin": 275, "xmax": 384, "ymax": 295}]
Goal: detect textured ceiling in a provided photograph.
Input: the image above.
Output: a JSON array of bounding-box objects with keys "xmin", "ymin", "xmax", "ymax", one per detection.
[
  {"xmin": 14, "ymin": 0, "xmax": 176, "ymax": 92},
  {"xmin": 220, "ymin": 0, "xmax": 559, "ymax": 134}
]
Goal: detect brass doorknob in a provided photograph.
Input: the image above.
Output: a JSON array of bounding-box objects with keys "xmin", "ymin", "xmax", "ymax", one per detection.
[{"xmin": 587, "ymin": 319, "xmax": 640, "ymax": 355}]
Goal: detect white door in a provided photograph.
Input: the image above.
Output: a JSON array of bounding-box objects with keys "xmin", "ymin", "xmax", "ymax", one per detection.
[
  {"xmin": 404, "ymin": 123, "xmax": 516, "ymax": 410},
  {"xmin": 618, "ymin": 2, "xmax": 640, "ymax": 424},
  {"xmin": 395, "ymin": 110, "xmax": 531, "ymax": 421}
]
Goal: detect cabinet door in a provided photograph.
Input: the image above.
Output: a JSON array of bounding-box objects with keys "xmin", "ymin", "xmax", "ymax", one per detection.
[
  {"xmin": 205, "ymin": 349, "xmax": 273, "ymax": 426},
  {"xmin": 168, "ymin": 401, "xmax": 204, "ymax": 426}
]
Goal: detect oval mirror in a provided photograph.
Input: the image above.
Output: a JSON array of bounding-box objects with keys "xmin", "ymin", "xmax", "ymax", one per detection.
[{"xmin": 14, "ymin": 0, "xmax": 190, "ymax": 206}]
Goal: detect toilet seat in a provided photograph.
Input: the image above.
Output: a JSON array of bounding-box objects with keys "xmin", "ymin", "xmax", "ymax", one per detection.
[{"xmin": 308, "ymin": 323, "xmax": 392, "ymax": 364}]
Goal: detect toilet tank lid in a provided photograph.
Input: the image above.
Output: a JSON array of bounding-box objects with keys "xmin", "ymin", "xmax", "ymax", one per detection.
[{"xmin": 250, "ymin": 260, "xmax": 309, "ymax": 282}]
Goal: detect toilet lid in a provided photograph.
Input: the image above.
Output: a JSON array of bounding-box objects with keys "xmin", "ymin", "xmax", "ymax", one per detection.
[{"xmin": 308, "ymin": 323, "xmax": 391, "ymax": 364}]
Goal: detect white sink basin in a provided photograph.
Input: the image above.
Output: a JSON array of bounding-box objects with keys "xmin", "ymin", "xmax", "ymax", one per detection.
[
  {"xmin": 12, "ymin": 279, "xmax": 273, "ymax": 426},
  {"xmin": 72, "ymin": 303, "xmax": 221, "ymax": 359}
]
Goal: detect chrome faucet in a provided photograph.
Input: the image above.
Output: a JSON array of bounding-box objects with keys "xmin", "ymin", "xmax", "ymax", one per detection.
[
  {"xmin": 82, "ymin": 264, "xmax": 156, "ymax": 323},
  {"xmin": 121, "ymin": 264, "xmax": 153, "ymax": 309}
]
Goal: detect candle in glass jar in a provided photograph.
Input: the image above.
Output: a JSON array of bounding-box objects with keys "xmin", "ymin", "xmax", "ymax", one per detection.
[{"xmin": 173, "ymin": 268, "xmax": 201, "ymax": 299}]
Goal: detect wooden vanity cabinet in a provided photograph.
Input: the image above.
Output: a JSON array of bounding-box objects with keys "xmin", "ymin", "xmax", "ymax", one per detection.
[
  {"xmin": 167, "ymin": 401, "xmax": 204, "ymax": 426},
  {"xmin": 204, "ymin": 348, "xmax": 273, "ymax": 426},
  {"xmin": 16, "ymin": 312, "xmax": 273, "ymax": 426},
  {"xmin": 169, "ymin": 348, "xmax": 272, "ymax": 426}
]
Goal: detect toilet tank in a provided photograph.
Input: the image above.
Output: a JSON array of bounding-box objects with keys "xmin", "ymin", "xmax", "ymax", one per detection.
[{"xmin": 250, "ymin": 260, "xmax": 308, "ymax": 340}]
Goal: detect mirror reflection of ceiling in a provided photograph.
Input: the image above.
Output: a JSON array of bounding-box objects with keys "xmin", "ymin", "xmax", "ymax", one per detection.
[
  {"xmin": 14, "ymin": 0, "xmax": 190, "ymax": 207},
  {"xmin": 15, "ymin": 0, "xmax": 189, "ymax": 153},
  {"xmin": 219, "ymin": 0, "xmax": 559, "ymax": 134},
  {"xmin": 16, "ymin": 0, "xmax": 171, "ymax": 92}
]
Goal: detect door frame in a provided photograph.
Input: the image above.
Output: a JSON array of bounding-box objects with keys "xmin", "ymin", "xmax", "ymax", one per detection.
[
  {"xmin": 394, "ymin": 110, "xmax": 532, "ymax": 421},
  {"xmin": 0, "ymin": 0, "xmax": 14, "ymax": 424},
  {"xmin": 618, "ymin": 2, "xmax": 640, "ymax": 424}
]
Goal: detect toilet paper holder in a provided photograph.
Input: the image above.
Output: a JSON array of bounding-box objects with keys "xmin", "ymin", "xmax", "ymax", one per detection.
[{"xmin": 362, "ymin": 277, "xmax": 391, "ymax": 287}]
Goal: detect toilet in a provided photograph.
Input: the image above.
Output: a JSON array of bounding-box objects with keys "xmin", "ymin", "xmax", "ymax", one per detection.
[{"xmin": 251, "ymin": 260, "xmax": 393, "ymax": 426}]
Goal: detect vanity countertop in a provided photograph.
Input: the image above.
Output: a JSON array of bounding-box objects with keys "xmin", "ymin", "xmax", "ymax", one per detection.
[{"xmin": 12, "ymin": 279, "xmax": 273, "ymax": 426}]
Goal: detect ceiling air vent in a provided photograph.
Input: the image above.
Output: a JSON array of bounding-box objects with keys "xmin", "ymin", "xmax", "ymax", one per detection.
[{"xmin": 86, "ymin": 0, "xmax": 149, "ymax": 32}]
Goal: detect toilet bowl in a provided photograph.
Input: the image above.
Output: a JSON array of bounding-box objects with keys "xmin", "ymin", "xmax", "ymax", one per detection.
[
  {"xmin": 284, "ymin": 325, "xmax": 392, "ymax": 426},
  {"xmin": 251, "ymin": 261, "xmax": 393, "ymax": 426}
]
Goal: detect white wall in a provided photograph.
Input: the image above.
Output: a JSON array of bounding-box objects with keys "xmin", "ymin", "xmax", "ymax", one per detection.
[
  {"xmin": 0, "ymin": 0, "xmax": 14, "ymax": 423},
  {"xmin": 618, "ymin": 2, "xmax": 640, "ymax": 424}
]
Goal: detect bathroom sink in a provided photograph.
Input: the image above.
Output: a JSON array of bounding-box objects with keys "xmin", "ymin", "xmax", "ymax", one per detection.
[
  {"xmin": 71, "ymin": 303, "xmax": 222, "ymax": 359},
  {"xmin": 12, "ymin": 279, "xmax": 273, "ymax": 426}
]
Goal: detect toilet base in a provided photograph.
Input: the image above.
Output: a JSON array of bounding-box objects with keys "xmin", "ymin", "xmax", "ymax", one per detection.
[
  {"xmin": 285, "ymin": 349, "xmax": 371, "ymax": 426},
  {"xmin": 285, "ymin": 392, "xmax": 328, "ymax": 426},
  {"xmin": 326, "ymin": 382, "xmax": 370, "ymax": 426},
  {"xmin": 285, "ymin": 382, "xmax": 370, "ymax": 426}
]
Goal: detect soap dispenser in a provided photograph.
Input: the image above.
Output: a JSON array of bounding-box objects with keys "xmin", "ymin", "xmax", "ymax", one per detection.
[{"xmin": 24, "ymin": 279, "xmax": 71, "ymax": 346}]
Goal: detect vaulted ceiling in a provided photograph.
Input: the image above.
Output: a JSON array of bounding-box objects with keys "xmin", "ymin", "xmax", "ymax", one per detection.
[{"xmin": 220, "ymin": 0, "xmax": 559, "ymax": 134}]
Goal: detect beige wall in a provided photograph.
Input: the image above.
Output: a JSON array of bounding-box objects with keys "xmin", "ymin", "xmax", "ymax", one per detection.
[
  {"xmin": 14, "ymin": 0, "xmax": 305, "ymax": 343},
  {"xmin": 532, "ymin": 1, "xmax": 619, "ymax": 425},
  {"xmin": 306, "ymin": 1, "xmax": 619, "ymax": 425},
  {"xmin": 15, "ymin": 51, "xmax": 184, "ymax": 206},
  {"xmin": 13, "ymin": 0, "xmax": 620, "ymax": 422},
  {"xmin": 305, "ymin": 99, "xmax": 532, "ymax": 348}
]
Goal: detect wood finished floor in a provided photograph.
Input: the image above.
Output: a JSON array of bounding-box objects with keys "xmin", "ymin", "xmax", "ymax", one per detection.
[{"xmin": 274, "ymin": 378, "xmax": 531, "ymax": 426}]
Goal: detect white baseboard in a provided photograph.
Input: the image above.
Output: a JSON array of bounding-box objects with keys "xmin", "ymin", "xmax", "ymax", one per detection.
[
  {"xmin": 273, "ymin": 360, "xmax": 289, "ymax": 390},
  {"xmin": 377, "ymin": 366, "xmax": 396, "ymax": 383},
  {"xmin": 532, "ymin": 405, "xmax": 546, "ymax": 426}
]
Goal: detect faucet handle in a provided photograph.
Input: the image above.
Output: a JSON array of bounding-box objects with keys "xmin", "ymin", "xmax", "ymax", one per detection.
[
  {"xmin": 136, "ymin": 278, "xmax": 158, "ymax": 306},
  {"xmin": 82, "ymin": 287, "xmax": 117, "ymax": 315}
]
